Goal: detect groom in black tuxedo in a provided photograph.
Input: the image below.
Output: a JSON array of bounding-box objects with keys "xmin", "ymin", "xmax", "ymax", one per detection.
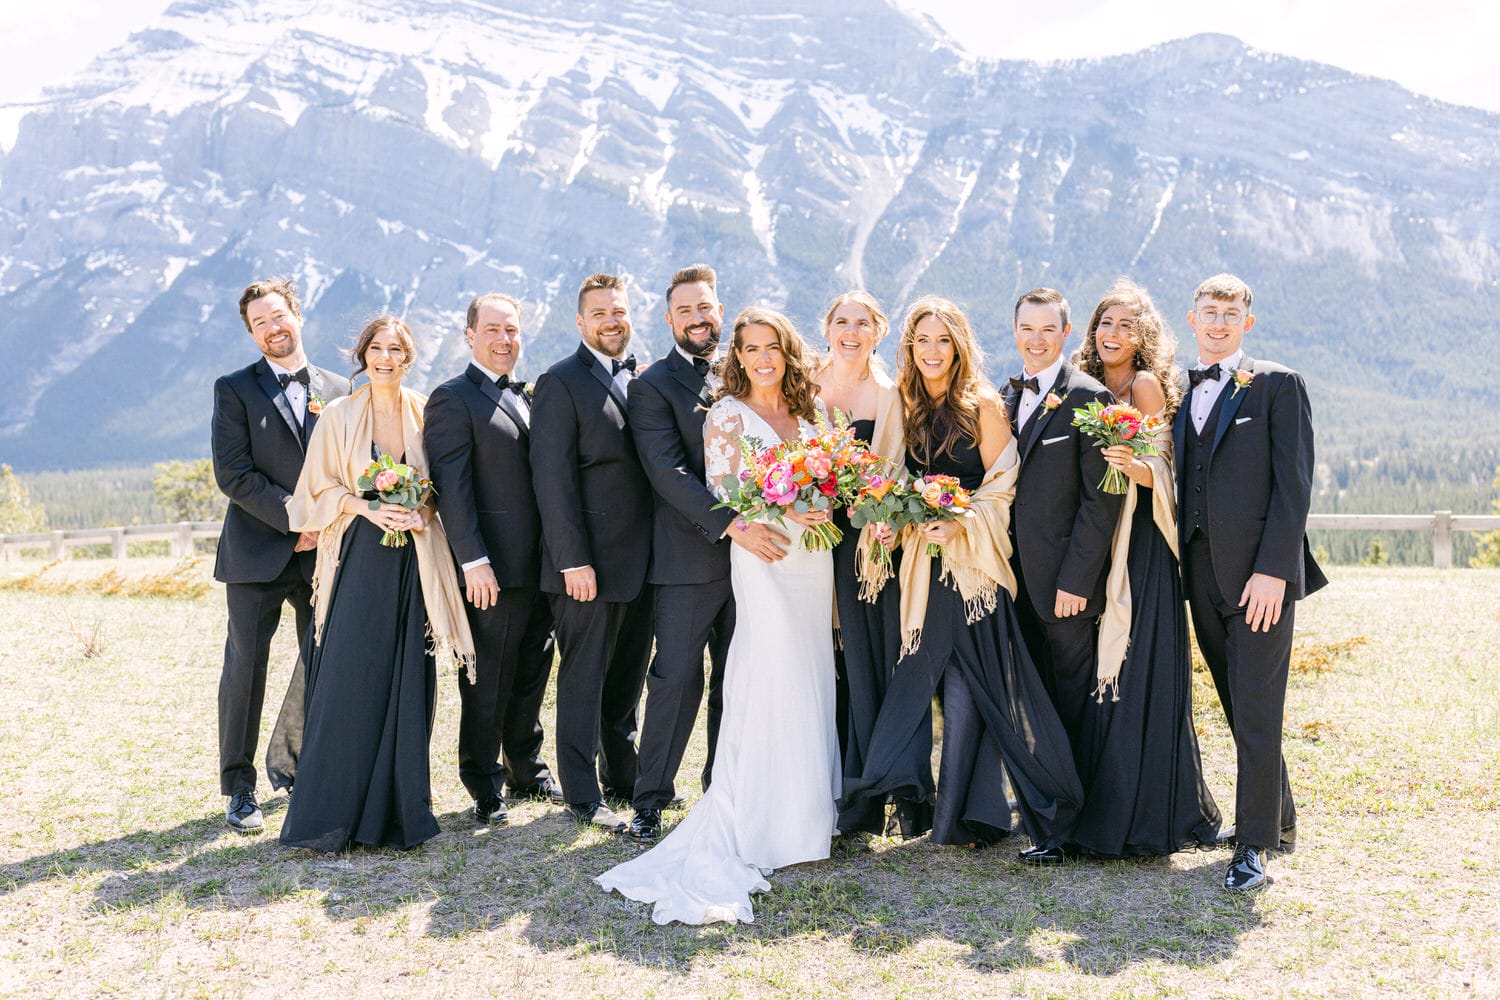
[
  {"xmin": 1176, "ymin": 273, "xmax": 1326, "ymax": 893},
  {"xmin": 424, "ymin": 293, "xmax": 560, "ymax": 830},
  {"xmin": 530, "ymin": 272, "xmax": 655, "ymax": 833},
  {"xmin": 211, "ymin": 277, "xmax": 351, "ymax": 832},
  {"xmin": 1004, "ymin": 287, "xmax": 1122, "ymax": 863}
]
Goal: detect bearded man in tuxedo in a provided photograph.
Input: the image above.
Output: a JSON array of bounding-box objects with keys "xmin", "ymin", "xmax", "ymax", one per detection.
[
  {"xmin": 424, "ymin": 293, "xmax": 560, "ymax": 829},
  {"xmin": 623, "ymin": 263, "xmax": 791, "ymax": 842},
  {"xmin": 1176, "ymin": 273, "xmax": 1326, "ymax": 893},
  {"xmin": 1003, "ymin": 287, "xmax": 1122, "ymax": 865},
  {"xmin": 530, "ymin": 272, "xmax": 655, "ymax": 833},
  {"xmin": 211, "ymin": 277, "xmax": 351, "ymax": 832}
]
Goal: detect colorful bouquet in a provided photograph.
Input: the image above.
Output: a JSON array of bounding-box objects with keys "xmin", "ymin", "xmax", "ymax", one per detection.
[
  {"xmin": 715, "ymin": 414, "xmax": 874, "ymax": 550},
  {"xmin": 356, "ymin": 453, "xmax": 434, "ymax": 546},
  {"xmin": 847, "ymin": 468, "xmax": 914, "ymax": 566},
  {"xmin": 907, "ymin": 474, "xmax": 974, "ymax": 556},
  {"xmin": 1071, "ymin": 400, "xmax": 1166, "ymax": 495}
]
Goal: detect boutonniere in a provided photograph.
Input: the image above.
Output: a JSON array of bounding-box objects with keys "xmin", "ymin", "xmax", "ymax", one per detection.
[
  {"xmin": 1230, "ymin": 369, "xmax": 1253, "ymax": 398},
  {"xmin": 1042, "ymin": 392, "xmax": 1063, "ymax": 412},
  {"xmin": 307, "ymin": 390, "xmax": 325, "ymax": 415}
]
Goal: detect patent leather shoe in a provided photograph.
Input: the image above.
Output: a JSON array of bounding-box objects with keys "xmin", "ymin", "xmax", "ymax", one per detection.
[
  {"xmin": 1224, "ymin": 844, "xmax": 1270, "ymax": 893},
  {"xmin": 568, "ymin": 800, "xmax": 627, "ymax": 833},
  {"xmin": 472, "ymin": 795, "xmax": 508, "ymax": 826},
  {"xmin": 627, "ymin": 808, "xmax": 662, "ymax": 843},
  {"xmin": 226, "ymin": 791, "xmax": 264, "ymax": 833}
]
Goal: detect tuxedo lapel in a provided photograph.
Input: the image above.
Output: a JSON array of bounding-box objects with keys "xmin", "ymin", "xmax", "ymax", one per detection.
[
  {"xmin": 666, "ymin": 350, "xmax": 708, "ymax": 403},
  {"xmin": 1002, "ymin": 385, "xmax": 1020, "ymax": 432},
  {"xmin": 304, "ymin": 367, "xmax": 329, "ymax": 445},
  {"xmin": 255, "ymin": 359, "xmax": 304, "ymax": 451},
  {"xmin": 1210, "ymin": 355, "xmax": 1252, "ymax": 455},
  {"xmin": 1173, "ymin": 385, "xmax": 1192, "ymax": 490},
  {"xmin": 579, "ymin": 344, "xmax": 630, "ymax": 414},
  {"xmin": 469, "ymin": 363, "xmax": 529, "ymax": 442}
]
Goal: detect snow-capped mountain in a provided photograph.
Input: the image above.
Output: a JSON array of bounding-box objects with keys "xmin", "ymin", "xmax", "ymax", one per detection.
[{"xmin": 1, "ymin": 0, "xmax": 1496, "ymax": 469}]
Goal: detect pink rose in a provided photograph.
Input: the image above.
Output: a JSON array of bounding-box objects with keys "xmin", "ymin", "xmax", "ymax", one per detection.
[
  {"xmin": 804, "ymin": 450, "xmax": 833, "ymax": 480},
  {"xmin": 373, "ymin": 469, "xmax": 400, "ymax": 492}
]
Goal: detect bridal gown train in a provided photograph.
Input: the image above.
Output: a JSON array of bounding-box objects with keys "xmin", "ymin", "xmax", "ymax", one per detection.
[{"xmin": 596, "ymin": 396, "xmax": 839, "ymax": 925}]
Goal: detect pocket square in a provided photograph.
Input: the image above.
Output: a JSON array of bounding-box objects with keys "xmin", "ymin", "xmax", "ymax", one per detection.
[
  {"xmin": 1041, "ymin": 435, "xmax": 1069, "ymax": 445},
  {"xmin": 1234, "ymin": 416, "xmax": 1252, "ymax": 425}
]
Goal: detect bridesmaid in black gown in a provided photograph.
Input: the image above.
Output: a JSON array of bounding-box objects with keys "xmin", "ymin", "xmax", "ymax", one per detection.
[
  {"xmin": 271, "ymin": 316, "xmax": 473, "ymax": 852},
  {"xmin": 838, "ymin": 297, "xmax": 1082, "ymax": 849},
  {"xmin": 813, "ymin": 292, "xmax": 928, "ymax": 837},
  {"xmin": 1067, "ymin": 279, "xmax": 1220, "ymax": 855}
]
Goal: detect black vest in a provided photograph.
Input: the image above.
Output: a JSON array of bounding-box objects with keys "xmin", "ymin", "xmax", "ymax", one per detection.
[{"xmin": 1180, "ymin": 387, "xmax": 1230, "ymax": 540}]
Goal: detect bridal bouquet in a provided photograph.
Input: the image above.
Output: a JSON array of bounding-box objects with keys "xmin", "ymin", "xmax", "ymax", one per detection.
[
  {"xmin": 356, "ymin": 453, "xmax": 434, "ymax": 547},
  {"xmin": 907, "ymin": 474, "xmax": 974, "ymax": 557},
  {"xmin": 1071, "ymin": 401, "xmax": 1165, "ymax": 495},
  {"xmin": 716, "ymin": 414, "xmax": 873, "ymax": 550}
]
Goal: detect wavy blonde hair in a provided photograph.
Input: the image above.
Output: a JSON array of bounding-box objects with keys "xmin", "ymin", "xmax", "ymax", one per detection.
[
  {"xmin": 897, "ymin": 296, "xmax": 987, "ymax": 464},
  {"xmin": 1073, "ymin": 277, "xmax": 1183, "ymax": 416},
  {"xmin": 715, "ymin": 307, "xmax": 822, "ymax": 423}
]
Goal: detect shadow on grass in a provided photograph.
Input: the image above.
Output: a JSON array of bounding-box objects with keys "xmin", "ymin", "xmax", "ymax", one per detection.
[{"xmin": 1, "ymin": 800, "xmax": 1263, "ymax": 977}]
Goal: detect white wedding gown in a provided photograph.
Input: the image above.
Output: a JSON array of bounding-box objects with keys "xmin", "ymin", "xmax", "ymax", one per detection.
[{"xmin": 596, "ymin": 396, "xmax": 840, "ymax": 924}]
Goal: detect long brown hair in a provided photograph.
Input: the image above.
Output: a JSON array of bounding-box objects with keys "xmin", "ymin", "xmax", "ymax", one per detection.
[
  {"xmin": 351, "ymin": 315, "xmax": 416, "ymax": 379},
  {"xmin": 897, "ymin": 296, "xmax": 986, "ymax": 464},
  {"xmin": 1073, "ymin": 277, "xmax": 1183, "ymax": 416},
  {"xmin": 715, "ymin": 307, "xmax": 821, "ymax": 423}
]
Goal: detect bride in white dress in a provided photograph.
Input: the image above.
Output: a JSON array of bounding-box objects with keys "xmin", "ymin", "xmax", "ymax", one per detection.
[{"xmin": 597, "ymin": 307, "xmax": 841, "ymax": 925}]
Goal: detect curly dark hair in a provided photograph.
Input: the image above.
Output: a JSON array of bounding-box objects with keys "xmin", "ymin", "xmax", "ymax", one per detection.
[
  {"xmin": 714, "ymin": 307, "xmax": 822, "ymax": 424},
  {"xmin": 1072, "ymin": 277, "xmax": 1183, "ymax": 416}
]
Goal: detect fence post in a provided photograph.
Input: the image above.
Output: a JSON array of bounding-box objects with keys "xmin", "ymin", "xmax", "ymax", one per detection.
[
  {"xmin": 111, "ymin": 528, "xmax": 126, "ymax": 560},
  {"xmin": 170, "ymin": 523, "xmax": 193, "ymax": 559},
  {"xmin": 1433, "ymin": 510, "xmax": 1453, "ymax": 569},
  {"xmin": 50, "ymin": 530, "xmax": 65, "ymax": 561}
]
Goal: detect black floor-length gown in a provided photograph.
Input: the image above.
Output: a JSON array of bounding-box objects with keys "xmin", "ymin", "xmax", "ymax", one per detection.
[
  {"xmin": 837, "ymin": 431, "xmax": 1083, "ymax": 847},
  {"xmin": 272, "ymin": 491, "xmax": 440, "ymax": 852},
  {"xmin": 830, "ymin": 418, "xmax": 929, "ymax": 835},
  {"xmin": 1069, "ymin": 488, "xmax": 1221, "ymax": 856}
]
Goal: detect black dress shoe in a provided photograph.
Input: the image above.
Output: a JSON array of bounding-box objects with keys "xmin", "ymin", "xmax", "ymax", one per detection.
[
  {"xmin": 1224, "ymin": 844, "xmax": 1270, "ymax": 892},
  {"xmin": 226, "ymin": 791, "xmax": 263, "ymax": 833},
  {"xmin": 472, "ymin": 795, "xmax": 508, "ymax": 826},
  {"xmin": 506, "ymin": 778, "xmax": 565, "ymax": 805},
  {"xmin": 1019, "ymin": 844, "xmax": 1068, "ymax": 866},
  {"xmin": 567, "ymin": 800, "xmax": 627, "ymax": 833},
  {"xmin": 627, "ymin": 808, "xmax": 662, "ymax": 843}
]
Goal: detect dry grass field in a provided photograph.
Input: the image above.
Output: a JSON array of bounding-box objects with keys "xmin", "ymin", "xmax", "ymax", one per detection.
[{"xmin": 1, "ymin": 561, "xmax": 1496, "ymax": 999}]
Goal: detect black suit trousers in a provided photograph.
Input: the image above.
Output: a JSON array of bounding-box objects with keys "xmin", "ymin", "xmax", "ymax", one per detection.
[
  {"xmin": 219, "ymin": 558, "xmax": 311, "ymax": 795},
  {"xmin": 1011, "ymin": 573, "xmax": 1098, "ymax": 750},
  {"xmin": 549, "ymin": 588, "xmax": 654, "ymax": 805},
  {"xmin": 457, "ymin": 586, "xmax": 555, "ymax": 801},
  {"xmin": 632, "ymin": 577, "xmax": 735, "ymax": 809},
  {"xmin": 1184, "ymin": 532, "xmax": 1297, "ymax": 850}
]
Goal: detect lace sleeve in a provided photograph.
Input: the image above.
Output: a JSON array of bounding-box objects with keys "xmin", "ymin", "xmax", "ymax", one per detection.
[{"xmin": 704, "ymin": 399, "xmax": 746, "ymax": 500}]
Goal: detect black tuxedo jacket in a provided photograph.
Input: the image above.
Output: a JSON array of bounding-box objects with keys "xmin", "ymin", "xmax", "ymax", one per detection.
[
  {"xmin": 530, "ymin": 343, "xmax": 653, "ymax": 602},
  {"xmin": 628, "ymin": 350, "xmax": 735, "ymax": 586},
  {"xmin": 211, "ymin": 358, "xmax": 351, "ymax": 584},
  {"xmin": 1174, "ymin": 355, "xmax": 1328, "ymax": 601},
  {"xmin": 423, "ymin": 364, "xmax": 543, "ymax": 589},
  {"xmin": 1005, "ymin": 361, "xmax": 1123, "ymax": 621}
]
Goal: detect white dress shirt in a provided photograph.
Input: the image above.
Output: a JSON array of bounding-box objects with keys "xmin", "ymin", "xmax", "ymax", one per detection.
[
  {"xmin": 583, "ymin": 342, "xmax": 637, "ymax": 400},
  {"xmin": 266, "ymin": 358, "xmax": 308, "ymax": 423},
  {"xmin": 460, "ymin": 359, "xmax": 530, "ymax": 574},
  {"xmin": 1016, "ymin": 356, "xmax": 1065, "ymax": 432},
  {"xmin": 1189, "ymin": 349, "xmax": 1244, "ymax": 435}
]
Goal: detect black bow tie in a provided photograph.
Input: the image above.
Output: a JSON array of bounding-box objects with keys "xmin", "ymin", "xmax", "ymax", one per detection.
[
  {"xmin": 1188, "ymin": 364, "xmax": 1223, "ymax": 388},
  {"xmin": 1008, "ymin": 375, "xmax": 1040, "ymax": 395},
  {"xmin": 496, "ymin": 374, "xmax": 527, "ymax": 394},
  {"xmin": 692, "ymin": 356, "xmax": 711, "ymax": 376},
  {"xmin": 612, "ymin": 355, "xmax": 638, "ymax": 376},
  {"xmin": 277, "ymin": 368, "xmax": 309, "ymax": 389}
]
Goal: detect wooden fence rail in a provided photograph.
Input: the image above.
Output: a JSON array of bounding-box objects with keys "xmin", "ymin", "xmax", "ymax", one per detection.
[{"xmin": 2, "ymin": 514, "xmax": 1499, "ymax": 568}]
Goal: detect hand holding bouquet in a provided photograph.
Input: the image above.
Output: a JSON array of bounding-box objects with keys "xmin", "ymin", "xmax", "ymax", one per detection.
[
  {"xmin": 716, "ymin": 413, "xmax": 872, "ymax": 550},
  {"xmin": 848, "ymin": 469, "xmax": 915, "ymax": 566},
  {"xmin": 1071, "ymin": 401, "xmax": 1165, "ymax": 495},
  {"xmin": 907, "ymin": 474, "xmax": 974, "ymax": 557},
  {"xmin": 356, "ymin": 453, "xmax": 434, "ymax": 546}
]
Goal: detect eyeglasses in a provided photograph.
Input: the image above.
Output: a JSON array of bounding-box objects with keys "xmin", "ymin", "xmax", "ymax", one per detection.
[{"xmin": 1195, "ymin": 308, "xmax": 1244, "ymax": 326}]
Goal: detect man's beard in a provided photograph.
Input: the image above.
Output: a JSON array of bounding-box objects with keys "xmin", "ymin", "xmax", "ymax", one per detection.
[{"xmin": 676, "ymin": 323, "xmax": 721, "ymax": 358}]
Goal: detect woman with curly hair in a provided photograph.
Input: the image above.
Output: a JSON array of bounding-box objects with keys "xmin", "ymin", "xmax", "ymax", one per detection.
[
  {"xmin": 1068, "ymin": 278, "xmax": 1221, "ymax": 856},
  {"xmin": 598, "ymin": 307, "xmax": 840, "ymax": 924},
  {"xmin": 837, "ymin": 297, "xmax": 1082, "ymax": 849}
]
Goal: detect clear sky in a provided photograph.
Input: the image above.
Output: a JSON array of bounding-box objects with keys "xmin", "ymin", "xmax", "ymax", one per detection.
[{"xmin": 0, "ymin": 0, "xmax": 1495, "ymax": 112}]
